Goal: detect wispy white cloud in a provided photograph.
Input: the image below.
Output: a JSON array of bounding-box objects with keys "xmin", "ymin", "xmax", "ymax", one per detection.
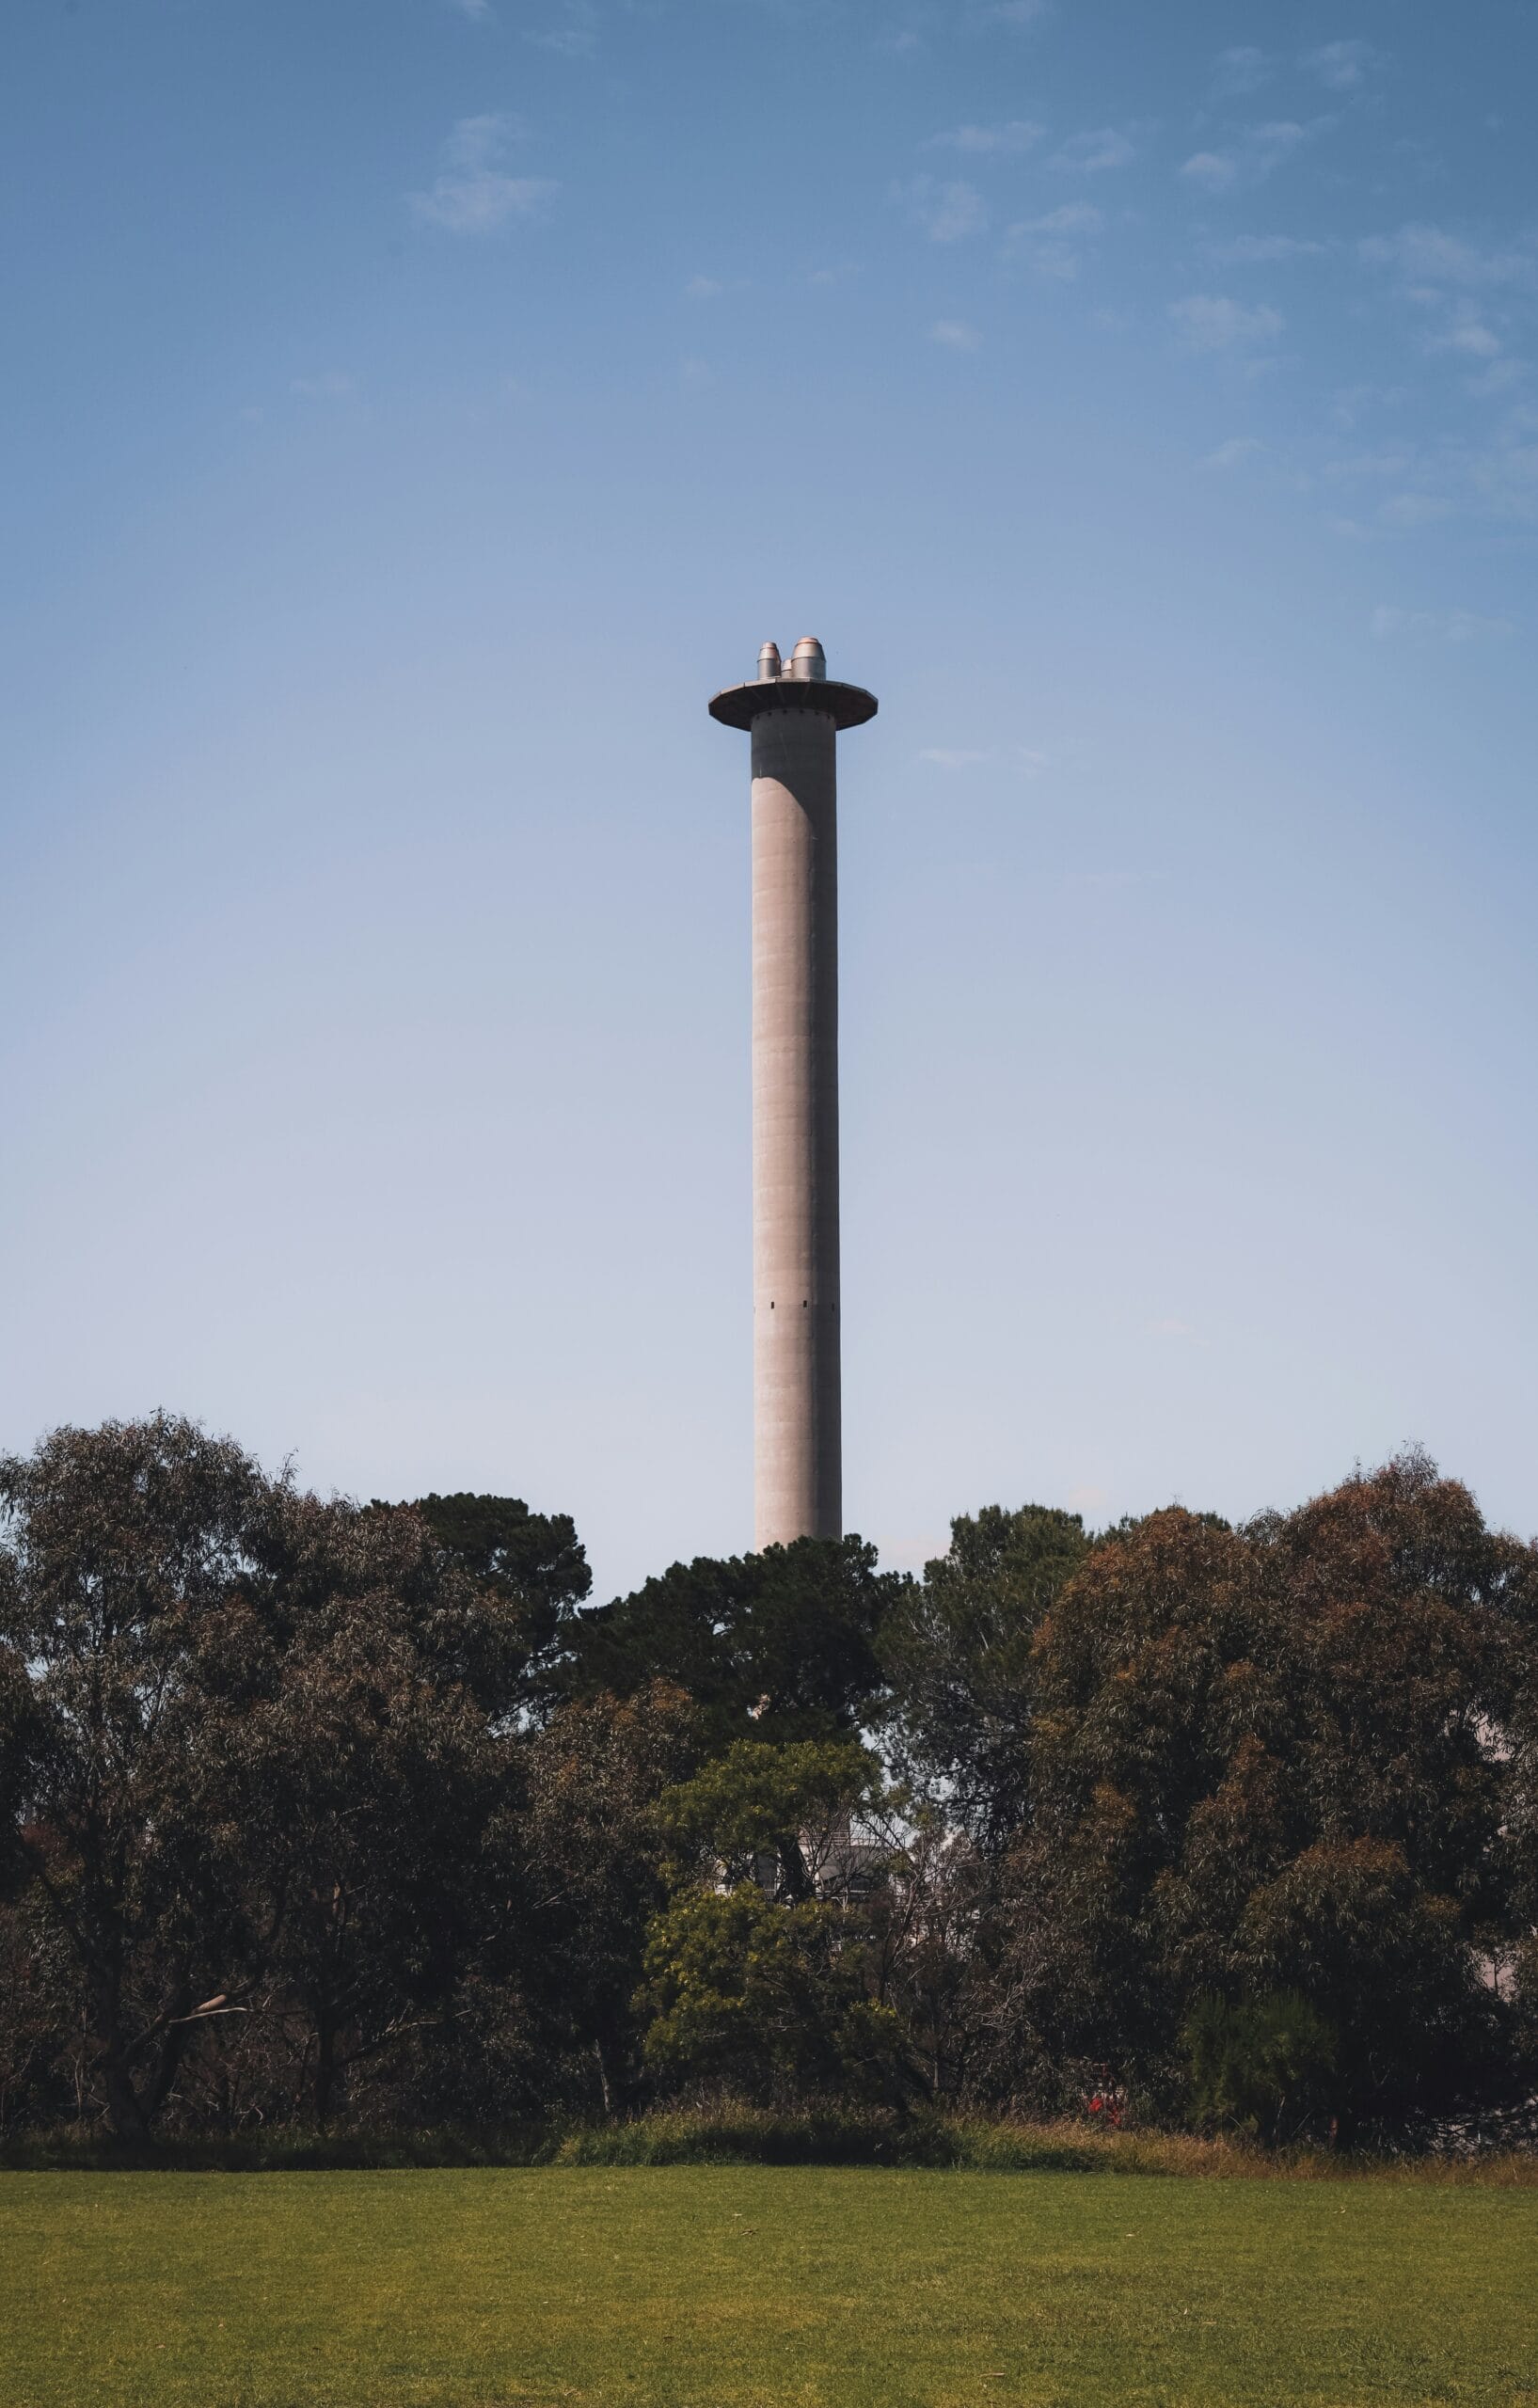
[
  {"xmin": 290, "ymin": 372, "xmax": 355, "ymax": 400},
  {"xmin": 1431, "ymin": 305, "xmax": 1503, "ymax": 359},
  {"xmin": 527, "ymin": 0, "xmax": 597, "ymax": 57},
  {"xmin": 1326, "ymin": 410, "xmax": 1538, "ymax": 531},
  {"xmin": 987, "ymin": 0, "xmax": 1051, "ymax": 24},
  {"xmin": 1169, "ymin": 294, "xmax": 1284, "ymax": 353},
  {"xmin": 1464, "ymin": 419, "xmax": 1538, "ymax": 522},
  {"xmin": 686, "ymin": 275, "xmax": 723, "ymax": 299},
  {"xmin": 1359, "ymin": 223, "xmax": 1536, "ymax": 291},
  {"xmin": 1023, "ymin": 203, "xmax": 1102, "ymax": 233},
  {"xmin": 447, "ymin": 112, "xmax": 523, "ymax": 165},
  {"xmin": 444, "ymin": 0, "xmax": 493, "ymax": 18},
  {"xmin": 1147, "ymin": 1316, "xmax": 1194, "ymax": 1339},
  {"xmin": 1378, "ymin": 493, "xmax": 1452, "ymax": 528},
  {"xmin": 1209, "ymin": 233, "xmax": 1329, "ymax": 263},
  {"xmin": 1464, "ymin": 359, "xmax": 1529, "ymax": 399},
  {"xmin": 1181, "ymin": 119, "xmax": 1322, "ymax": 195},
  {"xmin": 1212, "ymin": 45, "xmax": 1271, "ymax": 97},
  {"xmin": 1372, "ymin": 604, "xmax": 1513, "ymax": 642},
  {"xmin": 1051, "ymin": 127, "xmax": 1134, "ymax": 174},
  {"xmin": 1203, "ymin": 436, "xmax": 1265, "ymax": 468},
  {"xmin": 1358, "ymin": 225, "xmax": 1534, "ymax": 378},
  {"xmin": 410, "ymin": 115, "xmax": 557, "ymax": 233},
  {"xmin": 1304, "ymin": 39, "xmax": 1379, "ymax": 90},
  {"xmin": 1181, "ymin": 153, "xmax": 1239, "ymax": 194},
  {"xmin": 1248, "ymin": 120, "xmax": 1317, "ymax": 169},
  {"xmin": 929, "ymin": 319, "xmax": 981, "ymax": 350},
  {"xmin": 918, "ymin": 742, "xmax": 1049, "ymax": 772},
  {"xmin": 902, "ymin": 176, "xmax": 988, "ymax": 242},
  {"xmin": 1007, "ymin": 202, "xmax": 1102, "ymax": 278},
  {"xmin": 925, "ymin": 120, "xmax": 1043, "ymax": 154},
  {"xmin": 1324, "ymin": 445, "xmax": 1419, "ymax": 481},
  {"xmin": 1329, "ymin": 384, "xmax": 1406, "ymax": 430}
]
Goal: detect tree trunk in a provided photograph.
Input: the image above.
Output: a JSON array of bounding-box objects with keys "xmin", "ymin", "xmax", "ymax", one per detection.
[
  {"xmin": 89, "ymin": 1959, "xmax": 150, "ymax": 2143},
  {"xmin": 592, "ymin": 2036, "xmax": 613, "ymax": 2116},
  {"xmin": 313, "ymin": 2004, "xmax": 336, "ymax": 2127},
  {"xmin": 148, "ymin": 1981, "xmax": 195, "ymax": 2121}
]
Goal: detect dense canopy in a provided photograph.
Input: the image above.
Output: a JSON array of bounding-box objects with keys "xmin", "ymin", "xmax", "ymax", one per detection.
[{"xmin": 1, "ymin": 1418, "xmax": 1534, "ymax": 2144}]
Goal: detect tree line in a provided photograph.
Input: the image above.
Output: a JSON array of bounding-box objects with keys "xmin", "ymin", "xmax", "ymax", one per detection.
[{"xmin": 1, "ymin": 1414, "xmax": 1535, "ymax": 2144}]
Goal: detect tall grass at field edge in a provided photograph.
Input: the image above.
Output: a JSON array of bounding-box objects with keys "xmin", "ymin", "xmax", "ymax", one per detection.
[
  {"xmin": 3, "ymin": 2106, "xmax": 1534, "ymax": 2181},
  {"xmin": 553, "ymin": 2109, "xmax": 1538, "ymax": 2182}
]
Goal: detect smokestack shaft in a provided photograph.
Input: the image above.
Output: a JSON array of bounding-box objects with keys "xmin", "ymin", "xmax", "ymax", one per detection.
[{"xmin": 751, "ymin": 707, "xmax": 841, "ymax": 1546}]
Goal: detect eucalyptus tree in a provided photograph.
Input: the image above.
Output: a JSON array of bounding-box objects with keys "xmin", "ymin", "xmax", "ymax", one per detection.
[{"xmin": 0, "ymin": 1415, "xmax": 270, "ymax": 2138}]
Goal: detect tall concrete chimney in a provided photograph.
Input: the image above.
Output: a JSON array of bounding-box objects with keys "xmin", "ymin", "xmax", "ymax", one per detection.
[{"xmin": 708, "ymin": 641, "xmax": 879, "ymax": 1549}]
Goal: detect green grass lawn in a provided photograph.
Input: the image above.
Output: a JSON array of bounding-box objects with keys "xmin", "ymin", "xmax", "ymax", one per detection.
[{"xmin": 2, "ymin": 2165, "xmax": 1534, "ymax": 2408}]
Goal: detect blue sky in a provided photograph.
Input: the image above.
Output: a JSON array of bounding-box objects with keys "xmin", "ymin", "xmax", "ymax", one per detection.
[{"xmin": 3, "ymin": 0, "xmax": 1535, "ymax": 1594}]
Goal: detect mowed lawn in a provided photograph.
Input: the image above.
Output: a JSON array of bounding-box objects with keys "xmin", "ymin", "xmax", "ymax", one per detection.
[{"xmin": 2, "ymin": 2166, "xmax": 1535, "ymax": 2408}]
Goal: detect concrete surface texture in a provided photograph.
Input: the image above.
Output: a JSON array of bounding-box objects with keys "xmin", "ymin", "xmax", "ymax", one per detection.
[
  {"xmin": 708, "ymin": 642, "xmax": 878, "ymax": 1551},
  {"xmin": 751, "ymin": 701, "xmax": 842, "ymax": 1547}
]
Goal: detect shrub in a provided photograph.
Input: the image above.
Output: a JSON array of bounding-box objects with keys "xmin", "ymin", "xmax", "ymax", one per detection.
[{"xmin": 1182, "ymin": 1991, "xmax": 1337, "ymax": 2140}]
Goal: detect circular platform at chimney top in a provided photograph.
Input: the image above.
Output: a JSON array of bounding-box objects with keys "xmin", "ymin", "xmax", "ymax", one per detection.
[{"xmin": 707, "ymin": 678, "xmax": 879, "ymax": 733}]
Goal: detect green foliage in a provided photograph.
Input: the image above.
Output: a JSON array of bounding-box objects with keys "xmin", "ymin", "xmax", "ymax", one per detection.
[
  {"xmin": 658, "ymin": 1736, "xmax": 878, "ymax": 1893},
  {"xmin": 568, "ymin": 1534, "xmax": 905, "ymax": 1746},
  {"xmin": 409, "ymin": 1491, "xmax": 590, "ymax": 1614},
  {"xmin": 981, "ymin": 1454, "xmax": 1530, "ymax": 2129},
  {"xmin": 639, "ymin": 1885, "xmax": 872, "ymax": 2091},
  {"xmin": 0, "ymin": 1418, "xmax": 596, "ymax": 2136},
  {"xmin": 1181, "ymin": 1992, "xmax": 1338, "ymax": 2139},
  {"xmin": 7, "ymin": 2105, "xmax": 1537, "ymax": 2178},
  {"xmin": 3, "ymin": 1421, "xmax": 1537, "ymax": 2144},
  {"xmin": 0, "ymin": 1415, "xmax": 277, "ymax": 2139},
  {"xmin": 490, "ymin": 1681, "xmax": 704, "ymax": 2115},
  {"xmin": 880, "ymin": 1503, "xmax": 1092, "ymax": 1846},
  {"xmin": 405, "ymin": 1491, "xmax": 591, "ymax": 1711},
  {"xmin": 639, "ymin": 1738, "xmax": 913, "ymax": 2103}
]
